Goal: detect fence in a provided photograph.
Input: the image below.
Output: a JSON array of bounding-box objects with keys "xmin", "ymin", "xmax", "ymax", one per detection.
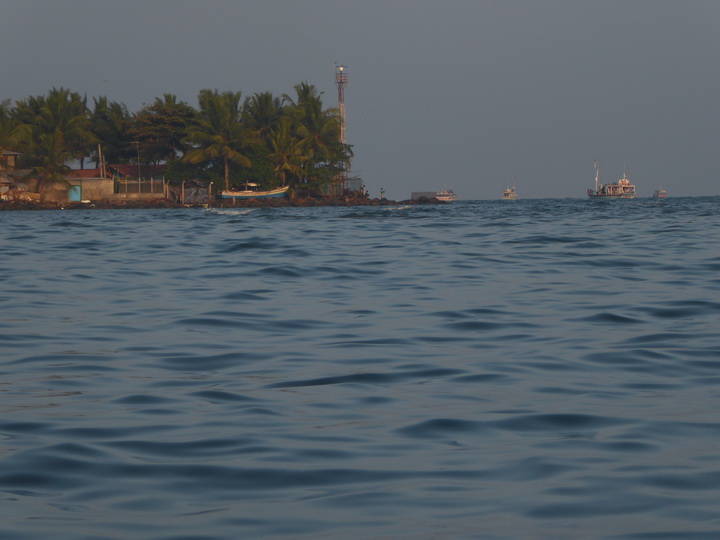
[
  {"xmin": 181, "ymin": 185, "xmax": 210, "ymax": 205},
  {"xmin": 115, "ymin": 179, "xmax": 166, "ymax": 195}
]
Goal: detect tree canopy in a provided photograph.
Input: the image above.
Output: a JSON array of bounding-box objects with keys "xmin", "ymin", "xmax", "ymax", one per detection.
[
  {"xmin": 0, "ymin": 82, "xmax": 353, "ymax": 194},
  {"xmin": 11, "ymin": 87, "xmax": 97, "ymax": 190}
]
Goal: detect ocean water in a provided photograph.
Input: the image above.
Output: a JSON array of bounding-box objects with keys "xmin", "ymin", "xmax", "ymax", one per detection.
[{"xmin": 1, "ymin": 197, "xmax": 719, "ymax": 539}]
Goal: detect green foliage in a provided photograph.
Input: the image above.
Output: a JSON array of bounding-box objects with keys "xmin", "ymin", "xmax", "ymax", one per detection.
[
  {"xmin": 280, "ymin": 82, "xmax": 352, "ymax": 194},
  {"xmin": 3, "ymin": 81, "xmax": 352, "ymax": 196},
  {"xmin": 90, "ymin": 97, "xmax": 135, "ymax": 165},
  {"xmin": 128, "ymin": 94, "xmax": 196, "ymax": 164},
  {"xmin": 183, "ymin": 89, "xmax": 254, "ymax": 190},
  {"xmin": 267, "ymin": 116, "xmax": 307, "ymax": 187},
  {"xmin": 237, "ymin": 146, "xmax": 278, "ymax": 189},
  {"xmin": 0, "ymin": 99, "xmax": 17, "ymax": 151},
  {"xmin": 162, "ymin": 158, "xmax": 209, "ymax": 184},
  {"xmin": 243, "ymin": 91, "xmax": 285, "ymax": 140},
  {"xmin": 11, "ymin": 87, "xmax": 97, "ymax": 191}
]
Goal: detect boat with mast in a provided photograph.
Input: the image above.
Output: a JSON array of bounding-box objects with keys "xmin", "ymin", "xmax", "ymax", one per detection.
[{"xmin": 587, "ymin": 161, "xmax": 636, "ymax": 199}]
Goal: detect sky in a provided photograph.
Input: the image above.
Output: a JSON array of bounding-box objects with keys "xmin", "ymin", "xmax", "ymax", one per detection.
[{"xmin": 1, "ymin": 0, "xmax": 719, "ymax": 200}]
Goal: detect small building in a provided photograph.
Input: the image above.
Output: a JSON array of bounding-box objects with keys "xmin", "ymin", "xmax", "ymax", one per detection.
[
  {"xmin": 64, "ymin": 169, "xmax": 116, "ymax": 201},
  {"xmin": 65, "ymin": 165, "xmax": 168, "ymax": 202},
  {"xmin": 345, "ymin": 176, "xmax": 365, "ymax": 193},
  {"xmin": 1, "ymin": 150, "xmax": 21, "ymax": 170}
]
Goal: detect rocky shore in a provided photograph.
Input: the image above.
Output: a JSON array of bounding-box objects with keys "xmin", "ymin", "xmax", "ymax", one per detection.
[{"xmin": 0, "ymin": 195, "xmax": 445, "ymax": 211}]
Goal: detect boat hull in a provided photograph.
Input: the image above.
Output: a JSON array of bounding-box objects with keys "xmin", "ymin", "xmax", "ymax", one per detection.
[
  {"xmin": 218, "ymin": 186, "xmax": 289, "ymax": 199},
  {"xmin": 587, "ymin": 191, "xmax": 635, "ymax": 199}
]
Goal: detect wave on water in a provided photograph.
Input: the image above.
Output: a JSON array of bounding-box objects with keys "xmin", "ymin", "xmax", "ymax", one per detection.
[
  {"xmin": 2, "ymin": 198, "xmax": 720, "ymax": 539},
  {"xmin": 204, "ymin": 207, "xmax": 256, "ymax": 216}
]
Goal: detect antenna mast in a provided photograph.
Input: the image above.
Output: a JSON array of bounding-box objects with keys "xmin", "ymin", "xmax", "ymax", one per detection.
[
  {"xmin": 594, "ymin": 160, "xmax": 599, "ymax": 192},
  {"xmin": 335, "ymin": 64, "xmax": 348, "ymax": 144},
  {"xmin": 334, "ymin": 64, "xmax": 349, "ymax": 192}
]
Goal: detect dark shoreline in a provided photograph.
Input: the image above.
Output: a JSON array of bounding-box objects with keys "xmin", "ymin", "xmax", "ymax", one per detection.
[{"xmin": 0, "ymin": 196, "xmax": 445, "ymax": 211}]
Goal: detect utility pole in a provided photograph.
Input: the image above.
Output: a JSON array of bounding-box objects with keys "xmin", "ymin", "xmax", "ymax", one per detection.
[{"xmin": 134, "ymin": 141, "xmax": 141, "ymax": 194}]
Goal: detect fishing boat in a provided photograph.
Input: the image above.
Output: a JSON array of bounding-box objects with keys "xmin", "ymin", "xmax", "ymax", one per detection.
[
  {"xmin": 653, "ymin": 188, "xmax": 668, "ymax": 198},
  {"xmin": 587, "ymin": 162, "xmax": 636, "ymax": 199},
  {"xmin": 436, "ymin": 189, "xmax": 457, "ymax": 202},
  {"xmin": 502, "ymin": 186, "xmax": 517, "ymax": 200},
  {"xmin": 218, "ymin": 184, "xmax": 289, "ymax": 200}
]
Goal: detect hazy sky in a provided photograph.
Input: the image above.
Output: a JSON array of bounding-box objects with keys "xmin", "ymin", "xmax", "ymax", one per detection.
[{"xmin": 2, "ymin": 0, "xmax": 718, "ymax": 199}]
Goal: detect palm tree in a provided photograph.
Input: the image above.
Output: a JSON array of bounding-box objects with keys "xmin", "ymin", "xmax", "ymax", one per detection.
[
  {"xmin": 267, "ymin": 116, "xmax": 307, "ymax": 187},
  {"xmin": 23, "ymin": 132, "xmax": 75, "ymax": 188},
  {"xmin": 13, "ymin": 88, "xmax": 96, "ymax": 192},
  {"xmin": 0, "ymin": 99, "xmax": 22, "ymax": 170},
  {"xmin": 242, "ymin": 91, "xmax": 284, "ymax": 142},
  {"xmin": 183, "ymin": 89, "xmax": 254, "ymax": 190},
  {"xmin": 89, "ymin": 97, "xmax": 134, "ymax": 166},
  {"xmin": 283, "ymin": 82, "xmax": 352, "ymax": 189}
]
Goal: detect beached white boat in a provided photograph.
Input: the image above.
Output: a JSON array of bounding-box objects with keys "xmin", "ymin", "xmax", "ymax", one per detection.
[{"xmin": 218, "ymin": 184, "xmax": 289, "ymax": 200}]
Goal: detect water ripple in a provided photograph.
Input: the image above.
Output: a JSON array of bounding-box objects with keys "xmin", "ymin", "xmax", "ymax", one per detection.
[{"xmin": 2, "ymin": 199, "xmax": 720, "ymax": 539}]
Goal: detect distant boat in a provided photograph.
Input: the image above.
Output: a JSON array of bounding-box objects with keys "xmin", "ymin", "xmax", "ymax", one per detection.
[
  {"xmin": 653, "ymin": 188, "xmax": 668, "ymax": 198},
  {"xmin": 587, "ymin": 162, "xmax": 636, "ymax": 199},
  {"xmin": 436, "ymin": 189, "xmax": 457, "ymax": 202},
  {"xmin": 502, "ymin": 186, "xmax": 517, "ymax": 200},
  {"xmin": 218, "ymin": 184, "xmax": 289, "ymax": 200}
]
